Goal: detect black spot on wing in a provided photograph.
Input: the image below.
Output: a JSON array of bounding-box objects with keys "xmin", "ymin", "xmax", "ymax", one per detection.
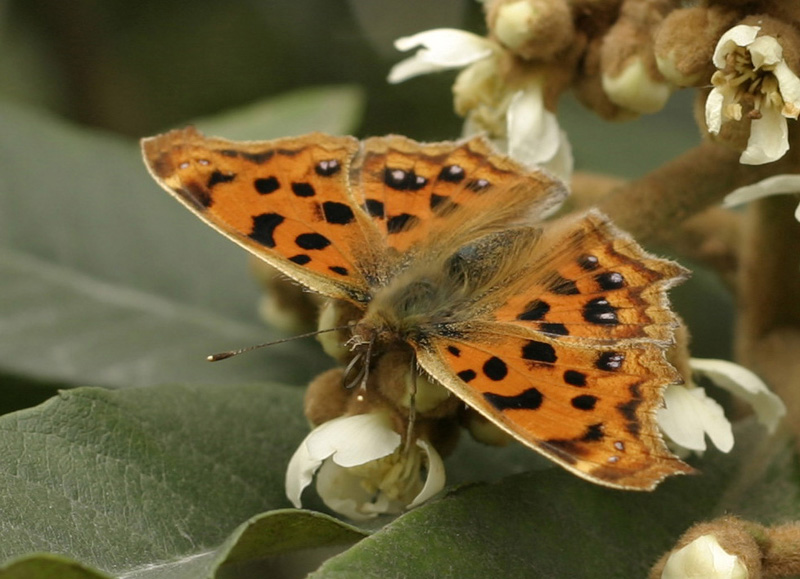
[
  {"xmin": 583, "ymin": 297, "xmax": 619, "ymax": 325},
  {"xmin": 539, "ymin": 323, "xmax": 569, "ymax": 336},
  {"xmin": 581, "ymin": 423, "xmax": 605, "ymax": 442},
  {"xmin": 316, "ymin": 159, "xmax": 341, "ymax": 176},
  {"xmin": 517, "ymin": 299, "xmax": 550, "ymax": 321},
  {"xmin": 322, "ymin": 201, "xmax": 355, "ymax": 225},
  {"xmin": 250, "ymin": 213, "xmax": 284, "ymax": 248},
  {"xmin": 596, "ymin": 272, "xmax": 625, "ymax": 290},
  {"xmin": 207, "ymin": 170, "xmax": 235, "ymax": 188},
  {"xmin": 596, "ymin": 352, "xmax": 625, "ymax": 371},
  {"xmin": 296, "ymin": 233, "xmax": 331, "ymax": 250},
  {"xmin": 482, "ymin": 357, "xmax": 508, "ymax": 381},
  {"xmin": 571, "ymin": 395, "xmax": 598, "ymax": 411},
  {"xmin": 521, "ymin": 340, "xmax": 557, "ymax": 364},
  {"xmin": 457, "ymin": 369, "xmax": 477, "ymax": 383},
  {"xmin": 241, "ymin": 150, "xmax": 275, "ymax": 164},
  {"xmin": 484, "ymin": 388, "xmax": 543, "ymax": 411},
  {"xmin": 563, "ymin": 370, "xmax": 587, "ymax": 387},
  {"xmin": 329, "ymin": 266, "xmax": 348, "ymax": 275},
  {"xmin": 438, "ymin": 164, "xmax": 465, "ymax": 183},
  {"xmin": 384, "ymin": 168, "xmax": 428, "ymax": 191},
  {"xmin": 549, "ymin": 275, "xmax": 579, "ymax": 295},
  {"xmin": 254, "ymin": 177, "xmax": 280, "ymax": 195},
  {"xmin": 578, "ymin": 254, "xmax": 600, "ymax": 271},
  {"xmin": 291, "ymin": 182, "xmax": 316, "ymax": 197},
  {"xmin": 387, "ymin": 213, "xmax": 419, "ymax": 234},
  {"xmin": 447, "ymin": 345, "xmax": 461, "ymax": 357},
  {"xmin": 364, "ymin": 199, "xmax": 385, "ymax": 218}
]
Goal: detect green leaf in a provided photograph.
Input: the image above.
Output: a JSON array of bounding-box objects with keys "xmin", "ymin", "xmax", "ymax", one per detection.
[
  {"xmin": 0, "ymin": 383, "xmax": 361, "ymax": 577},
  {"xmin": 0, "ymin": 246, "xmax": 328, "ymax": 388},
  {"xmin": 0, "ymin": 554, "xmax": 111, "ymax": 579},
  {"xmin": 311, "ymin": 421, "xmax": 800, "ymax": 577}
]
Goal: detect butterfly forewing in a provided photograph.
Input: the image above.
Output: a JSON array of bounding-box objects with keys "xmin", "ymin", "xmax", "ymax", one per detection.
[
  {"xmin": 353, "ymin": 135, "xmax": 564, "ymax": 252},
  {"xmin": 495, "ymin": 212, "xmax": 688, "ymax": 344},
  {"xmin": 142, "ymin": 127, "xmax": 384, "ymax": 303}
]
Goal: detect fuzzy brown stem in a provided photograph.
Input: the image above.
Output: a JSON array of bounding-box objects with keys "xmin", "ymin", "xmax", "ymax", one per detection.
[
  {"xmin": 596, "ymin": 140, "xmax": 797, "ymax": 245},
  {"xmin": 763, "ymin": 523, "xmax": 800, "ymax": 578},
  {"xmin": 736, "ymin": 196, "xmax": 800, "ymax": 439}
]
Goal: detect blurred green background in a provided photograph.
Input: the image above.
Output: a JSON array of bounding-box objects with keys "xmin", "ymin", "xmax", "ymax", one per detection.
[{"xmin": 1, "ymin": 0, "xmax": 480, "ymax": 139}]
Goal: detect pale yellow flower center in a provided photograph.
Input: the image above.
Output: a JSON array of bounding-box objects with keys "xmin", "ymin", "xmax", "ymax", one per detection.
[
  {"xmin": 350, "ymin": 444, "xmax": 426, "ymax": 502},
  {"xmin": 712, "ymin": 47, "xmax": 784, "ymax": 122}
]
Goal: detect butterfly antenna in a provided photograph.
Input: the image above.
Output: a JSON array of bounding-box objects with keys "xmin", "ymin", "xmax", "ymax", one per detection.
[
  {"xmin": 403, "ymin": 353, "xmax": 418, "ymax": 454},
  {"xmin": 207, "ymin": 326, "xmax": 348, "ymax": 362}
]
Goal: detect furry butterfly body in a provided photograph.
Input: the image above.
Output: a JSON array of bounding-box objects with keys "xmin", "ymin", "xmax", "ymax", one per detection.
[{"xmin": 142, "ymin": 127, "xmax": 692, "ymax": 490}]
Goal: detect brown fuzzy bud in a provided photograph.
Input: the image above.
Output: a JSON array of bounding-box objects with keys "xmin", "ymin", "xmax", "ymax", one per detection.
[
  {"xmin": 487, "ymin": 0, "xmax": 575, "ymax": 61},
  {"xmin": 654, "ymin": 6, "xmax": 738, "ymax": 87},
  {"xmin": 650, "ymin": 516, "xmax": 761, "ymax": 578},
  {"xmin": 600, "ymin": 0, "xmax": 674, "ymax": 114},
  {"xmin": 304, "ymin": 368, "xmax": 351, "ymax": 427}
]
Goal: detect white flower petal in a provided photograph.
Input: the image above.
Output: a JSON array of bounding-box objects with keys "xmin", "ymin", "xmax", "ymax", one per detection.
[
  {"xmin": 658, "ymin": 385, "xmax": 734, "ymax": 453},
  {"xmin": 724, "ymin": 174, "xmax": 800, "ymax": 207},
  {"xmin": 394, "ymin": 28, "xmax": 494, "ymax": 66},
  {"xmin": 661, "ymin": 535, "xmax": 748, "ymax": 579},
  {"xmin": 712, "ymin": 25, "xmax": 760, "ymax": 68},
  {"xmin": 388, "ymin": 55, "xmax": 453, "ymax": 84},
  {"xmin": 306, "ymin": 413, "xmax": 400, "ymax": 468},
  {"xmin": 795, "ymin": 200, "xmax": 800, "ymax": 222},
  {"xmin": 748, "ymin": 35, "xmax": 783, "ymax": 69},
  {"xmin": 408, "ymin": 439, "xmax": 446, "ymax": 508},
  {"xmin": 507, "ymin": 87, "xmax": 561, "ymax": 166},
  {"xmin": 740, "ymin": 105, "xmax": 789, "ymax": 164},
  {"xmin": 690, "ymin": 358, "xmax": 786, "ymax": 434},
  {"xmin": 285, "ymin": 431, "xmax": 321, "ymax": 508},
  {"xmin": 773, "ymin": 61, "xmax": 800, "ymax": 118},
  {"xmin": 705, "ymin": 88, "xmax": 726, "ymax": 134}
]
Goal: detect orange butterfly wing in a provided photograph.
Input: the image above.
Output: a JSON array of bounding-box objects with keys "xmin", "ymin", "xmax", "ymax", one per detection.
[
  {"xmin": 353, "ymin": 135, "xmax": 565, "ymax": 252},
  {"xmin": 142, "ymin": 127, "xmax": 383, "ymax": 303}
]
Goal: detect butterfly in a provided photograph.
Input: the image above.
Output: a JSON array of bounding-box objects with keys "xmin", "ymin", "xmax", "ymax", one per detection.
[{"xmin": 142, "ymin": 127, "xmax": 693, "ymax": 490}]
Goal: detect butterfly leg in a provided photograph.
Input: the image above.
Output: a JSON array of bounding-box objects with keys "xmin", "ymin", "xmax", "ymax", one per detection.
[{"xmin": 403, "ymin": 353, "xmax": 418, "ymax": 454}]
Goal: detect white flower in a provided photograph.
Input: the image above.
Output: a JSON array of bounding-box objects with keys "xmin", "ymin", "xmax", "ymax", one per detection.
[
  {"xmin": 690, "ymin": 358, "xmax": 786, "ymax": 434},
  {"xmin": 285, "ymin": 412, "xmax": 445, "ymax": 520},
  {"xmin": 724, "ymin": 174, "xmax": 800, "ymax": 222},
  {"xmin": 661, "ymin": 534, "xmax": 748, "ymax": 579},
  {"xmin": 705, "ymin": 24, "xmax": 800, "ymax": 165},
  {"xmin": 389, "ymin": 28, "xmax": 573, "ymax": 181},
  {"xmin": 657, "ymin": 358, "xmax": 785, "ymax": 454},
  {"xmin": 658, "ymin": 383, "xmax": 734, "ymax": 454}
]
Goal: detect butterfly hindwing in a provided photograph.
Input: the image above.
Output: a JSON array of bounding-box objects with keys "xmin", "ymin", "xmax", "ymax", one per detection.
[{"xmin": 417, "ymin": 329, "xmax": 693, "ymax": 490}]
